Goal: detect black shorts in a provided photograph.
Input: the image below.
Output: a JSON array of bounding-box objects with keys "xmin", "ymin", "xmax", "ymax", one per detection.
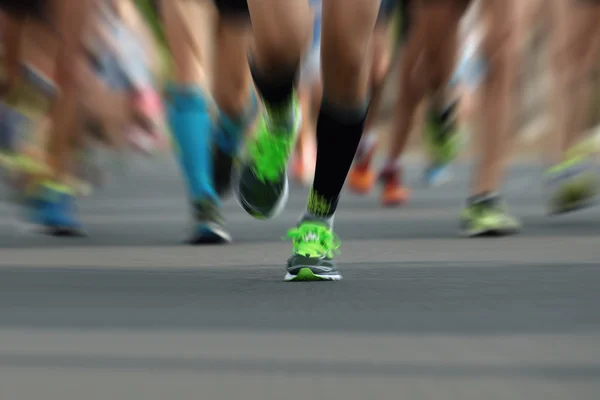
[
  {"xmin": 399, "ymin": 0, "xmax": 412, "ymax": 39},
  {"xmin": 378, "ymin": 0, "xmax": 399, "ymax": 22},
  {"xmin": 0, "ymin": 0, "xmax": 48, "ymax": 18},
  {"xmin": 213, "ymin": 0, "xmax": 249, "ymax": 18}
]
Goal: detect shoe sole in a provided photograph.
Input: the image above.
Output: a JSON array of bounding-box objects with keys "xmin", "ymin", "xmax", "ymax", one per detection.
[
  {"xmin": 461, "ymin": 226, "xmax": 520, "ymax": 238},
  {"xmin": 188, "ymin": 226, "xmax": 232, "ymax": 245},
  {"xmin": 233, "ymin": 108, "xmax": 301, "ymax": 220},
  {"xmin": 48, "ymin": 227, "xmax": 88, "ymax": 237},
  {"xmin": 234, "ymin": 173, "xmax": 290, "ymax": 220},
  {"xmin": 25, "ymin": 222, "xmax": 87, "ymax": 237},
  {"xmin": 548, "ymin": 197, "xmax": 598, "ymax": 216},
  {"xmin": 284, "ymin": 267, "xmax": 342, "ymax": 282}
]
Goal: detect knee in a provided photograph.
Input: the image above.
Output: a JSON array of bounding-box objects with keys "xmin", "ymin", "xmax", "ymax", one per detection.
[
  {"xmin": 249, "ymin": 9, "xmax": 311, "ymax": 69},
  {"xmin": 321, "ymin": 38, "xmax": 369, "ymax": 87},
  {"xmin": 371, "ymin": 36, "xmax": 392, "ymax": 86}
]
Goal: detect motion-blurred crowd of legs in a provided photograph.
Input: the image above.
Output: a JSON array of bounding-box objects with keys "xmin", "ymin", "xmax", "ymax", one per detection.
[{"xmin": 1, "ymin": 0, "xmax": 599, "ymax": 280}]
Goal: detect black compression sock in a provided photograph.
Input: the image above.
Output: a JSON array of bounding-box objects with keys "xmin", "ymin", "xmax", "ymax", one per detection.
[
  {"xmin": 249, "ymin": 59, "xmax": 297, "ymax": 112},
  {"xmin": 307, "ymin": 98, "xmax": 369, "ymax": 218}
]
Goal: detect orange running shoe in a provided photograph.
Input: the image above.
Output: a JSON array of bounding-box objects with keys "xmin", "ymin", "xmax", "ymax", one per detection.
[
  {"xmin": 348, "ymin": 162, "xmax": 376, "ymax": 194},
  {"xmin": 348, "ymin": 136, "xmax": 377, "ymax": 194},
  {"xmin": 379, "ymin": 164, "xmax": 410, "ymax": 207}
]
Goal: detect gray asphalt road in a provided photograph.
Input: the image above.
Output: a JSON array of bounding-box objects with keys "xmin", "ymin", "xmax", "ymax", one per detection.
[{"xmin": 0, "ymin": 156, "xmax": 599, "ymax": 400}]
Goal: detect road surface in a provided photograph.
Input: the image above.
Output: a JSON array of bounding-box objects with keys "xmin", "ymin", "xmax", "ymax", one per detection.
[{"xmin": 0, "ymin": 155, "xmax": 599, "ymax": 400}]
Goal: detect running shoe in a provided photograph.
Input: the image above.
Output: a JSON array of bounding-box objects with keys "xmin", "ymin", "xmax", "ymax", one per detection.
[
  {"xmin": 27, "ymin": 182, "xmax": 86, "ymax": 237},
  {"xmin": 460, "ymin": 193, "xmax": 521, "ymax": 237},
  {"xmin": 423, "ymin": 163, "xmax": 452, "ymax": 187},
  {"xmin": 423, "ymin": 103, "xmax": 461, "ymax": 185},
  {"xmin": 285, "ymin": 219, "xmax": 342, "ymax": 281},
  {"xmin": 348, "ymin": 136, "xmax": 377, "ymax": 194},
  {"xmin": 546, "ymin": 153, "xmax": 599, "ymax": 215},
  {"xmin": 188, "ymin": 199, "xmax": 231, "ymax": 244},
  {"xmin": 235, "ymin": 97, "xmax": 301, "ymax": 219},
  {"xmin": 379, "ymin": 163, "xmax": 410, "ymax": 207}
]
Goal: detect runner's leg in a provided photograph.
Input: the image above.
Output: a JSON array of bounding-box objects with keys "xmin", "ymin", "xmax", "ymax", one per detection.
[
  {"xmin": 235, "ymin": 0, "xmax": 312, "ymax": 218},
  {"xmin": 461, "ymin": 0, "xmax": 521, "ymax": 236},
  {"xmin": 163, "ymin": 0, "xmax": 232, "ymax": 243},
  {"xmin": 211, "ymin": 7, "xmax": 256, "ymax": 198},
  {"xmin": 545, "ymin": 0, "xmax": 600, "ymax": 214},
  {"xmin": 285, "ymin": 0, "xmax": 381, "ymax": 281}
]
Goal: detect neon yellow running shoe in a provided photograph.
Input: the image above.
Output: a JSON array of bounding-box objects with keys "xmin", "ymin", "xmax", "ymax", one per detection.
[
  {"xmin": 460, "ymin": 194, "xmax": 521, "ymax": 237},
  {"xmin": 284, "ymin": 220, "xmax": 342, "ymax": 282},
  {"xmin": 546, "ymin": 152, "xmax": 599, "ymax": 215},
  {"xmin": 235, "ymin": 97, "xmax": 301, "ymax": 219}
]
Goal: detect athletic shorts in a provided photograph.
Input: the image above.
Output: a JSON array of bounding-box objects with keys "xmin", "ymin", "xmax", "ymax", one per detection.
[
  {"xmin": 0, "ymin": 0, "xmax": 48, "ymax": 18},
  {"xmin": 213, "ymin": 0, "xmax": 249, "ymax": 18},
  {"xmin": 378, "ymin": 0, "xmax": 399, "ymax": 22},
  {"xmin": 399, "ymin": 0, "xmax": 412, "ymax": 39}
]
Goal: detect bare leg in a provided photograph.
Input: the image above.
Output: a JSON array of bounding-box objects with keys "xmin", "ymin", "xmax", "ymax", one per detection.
[
  {"xmin": 471, "ymin": 0, "xmax": 517, "ymax": 195},
  {"xmin": 362, "ymin": 21, "xmax": 394, "ymax": 138},
  {"xmin": 212, "ymin": 19, "xmax": 251, "ymax": 118},
  {"xmin": 46, "ymin": 0, "xmax": 94, "ymax": 184},
  {"xmin": 1, "ymin": 14, "xmax": 24, "ymax": 94},
  {"xmin": 210, "ymin": 14, "xmax": 254, "ymax": 199},
  {"xmin": 544, "ymin": 0, "xmax": 600, "ymax": 215},
  {"xmin": 375, "ymin": 0, "xmax": 463, "ymax": 204},
  {"xmin": 247, "ymin": 0, "xmax": 311, "ymax": 74},
  {"xmin": 461, "ymin": 0, "xmax": 521, "ymax": 237},
  {"xmin": 235, "ymin": 0, "xmax": 313, "ymax": 219},
  {"xmin": 550, "ymin": 0, "xmax": 600, "ymax": 162}
]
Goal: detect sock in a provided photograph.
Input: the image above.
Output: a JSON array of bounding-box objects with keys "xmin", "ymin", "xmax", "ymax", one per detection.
[
  {"xmin": 166, "ymin": 84, "xmax": 219, "ymax": 203},
  {"xmin": 307, "ymin": 98, "xmax": 369, "ymax": 219},
  {"xmin": 250, "ymin": 59, "xmax": 297, "ymax": 131},
  {"xmin": 468, "ymin": 192, "xmax": 499, "ymax": 206},
  {"xmin": 300, "ymin": 212, "xmax": 334, "ymax": 229},
  {"xmin": 215, "ymin": 89, "xmax": 259, "ymax": 155},
  {"xmin": 380, "ymin": 157, "xmax": 402, "ymax": 177}
]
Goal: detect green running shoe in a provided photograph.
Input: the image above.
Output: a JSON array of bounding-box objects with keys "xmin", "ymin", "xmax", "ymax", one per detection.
[
  {"xmin": 188, "ymin": 199, "xmax": 231, "ymax": 245},
  {"xmin": 546, "ymin": 155, "xmax": 599, "ymax": 215},
  {"xmin": 460, "ymin": 194, "xmax": 521, "ymax": 237},
  {"xmin": 423, "ymin": 103, "xmax": 462, "ymax": 167},
  {"xmin": 235, "ymin": 98, "xmax": 301, "ymax": 219},
  {"xmin": 285, "ymin": 220, "xmax": 342, "ymax": 282}
]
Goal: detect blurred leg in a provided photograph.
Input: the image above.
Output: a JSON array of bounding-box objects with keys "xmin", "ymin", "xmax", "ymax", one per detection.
[
  {"xmin": 164, "ymin": 0, "xmax": 236, "ymax": 243},
  {"xmin": 235, "ymin": 0, "xmax": 312, "ymax": 219},
  {"xmin": 545, "ymin": 0, "xmax": 600, "ymax": 215},
  {"xmin": 461, "ymin": 0, "xmax": 521, "ymax": 236},
  {"xmin": 210, "ymin": 13, "xmax": 256, "ymax": 199},
  {"xmin": 283, "ymin": 0, "xmax": 381, "ymax": 282}
]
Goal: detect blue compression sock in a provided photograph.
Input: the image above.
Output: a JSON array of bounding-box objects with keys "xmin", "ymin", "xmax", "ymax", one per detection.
[
  {"xmin": 214, "ymin": 90, "xmax": 259, "ymax": 155},
  {"xmin": 166, "ymin": 84, "xmax": 219, "ymax": 203}
]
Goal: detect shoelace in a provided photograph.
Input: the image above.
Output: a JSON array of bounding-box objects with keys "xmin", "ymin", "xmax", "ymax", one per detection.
[{"xmin": 285, "ymin": 223, "xmax": 341, "ymax": 259}]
